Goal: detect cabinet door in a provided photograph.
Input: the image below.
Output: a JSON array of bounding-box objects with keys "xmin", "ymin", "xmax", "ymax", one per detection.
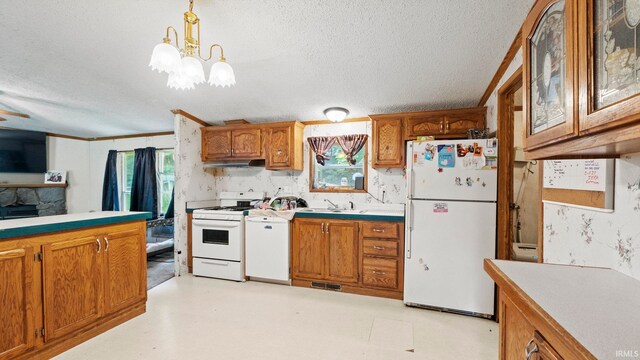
[
  {"xmin": 325, "ymin": 221, "xmax": 359, "ymax": 284},
  {"xmin": 578, "ymin": 0, "xmax": 640, "ymax": 133},
  {"xmin": 529, "ymin": 332, "xmax": 564, "ymax": 360},
  {"xmin": 202, "ymin": 128, "xmax": 232, "ymax": 160},
  {"xmin": 43, "ymin": 235, "xmax": 103, "ymax": 342},
  {"xmin": 292, "ymin": 219, "xmax": 325, "ymax": 280},
  {"xmin": 0, "ymin": 247, "xmax": 34, "ymax": 358},
  {"xmin": 231, "ymin": 128, "xmax": 262, "ymax": 158},
  {"xmin": 266, "ymin": 126, "xmax": 291, "ymax": 168},
  {"xmin": 404, "ymin": 115, "xmax": 444, "ymax": 139},
  {"xmin": 444, "ymin": 112, "xmax": 485, "ymax": 136},
  {"xmin": 499, "ymin": 294, "xmax": 536, "ymax": 359},
  {"xmin": 103, "ymin": 227, "xmax": 146, "ymax": 315},
  {"xmin": 523, "ymin": 0, "xmax": 578, "ymax": 150},
  {"xmin": 372, "ymin": 118, "xmax": 404, "ymax": 168}
]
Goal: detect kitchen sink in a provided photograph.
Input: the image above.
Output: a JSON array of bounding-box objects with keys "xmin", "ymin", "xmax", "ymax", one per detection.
[{"xmin": 298, "ymin": 209, "xmax": 367, "ymax": 214}]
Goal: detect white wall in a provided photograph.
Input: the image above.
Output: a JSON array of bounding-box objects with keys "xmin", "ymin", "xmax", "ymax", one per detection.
[
  {"xmin": 485, "ymin": 49, "xmax": 523, "ymax": 132},
  {"xmin": 88, "ymin": 135, "xmax": 175, "ymax": 212},
  {"xmin": 543, "ymin": 153, "xmax": 640, "ymax": 281},
  {"xmin": 173, "ymin": 115, "xmax": 218, "ymax": 275},
  {"xmin": 48, "ymin": 137, "xmax": 92, "ymax": 213}
]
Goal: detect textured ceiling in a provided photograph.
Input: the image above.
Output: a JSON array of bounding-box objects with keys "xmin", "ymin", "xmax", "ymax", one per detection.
[{"xmin": 0, "ymin": 0, "xmax": 534, "ymax": 137}]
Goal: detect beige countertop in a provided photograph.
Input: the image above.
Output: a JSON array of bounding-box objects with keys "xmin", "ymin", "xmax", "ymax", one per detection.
[{"xmin": 489, "ymin": 260, "xmax": 640, "ymax": 359}]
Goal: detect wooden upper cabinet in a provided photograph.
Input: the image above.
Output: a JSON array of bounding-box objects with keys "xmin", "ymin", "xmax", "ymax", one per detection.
[
  {"xmin": 371, "ymin": 117, "xmax": 404, "ymax": 168},
  {"xmin": 523, "ymin": 0, "xmax": 578, "ymax": 150},
  {"xmin": 202, "ymin": 128, "xmax": 232, "ymax": 160},
  {"xmin": 402, "ymin": 107, "xmax": 486, "ymax": 140},
  {"xmin": 325, "ymin": 221, "xmax": 359, "ymax": 284},
  {"xmin": 231, "ymin": 128, "xmax": 262, "ymax": 158},
  {"xmin": 578, "ymin": 0, "xmax": 640, "ymax": 133},
  {"xmin": 103, "ymin": 226, "xmax": 146, "ymax": 315},
  {"xmin": 0, "ymin": 246, "xmax": 34, "ymax": 359},
  {"xmin": 265, "ymin": 122, "xmax": 304, "ymax": 170},
  {"xmin": 404, "ymin": 114, "xmax": 445, "ymax": 138},
  {"xmin": 42, "ymin": 235, "xmax": 103, "ymax": 342},
  {"xmin": 444, "ymin": 111, "xmax": 486, "ymax": 136}
]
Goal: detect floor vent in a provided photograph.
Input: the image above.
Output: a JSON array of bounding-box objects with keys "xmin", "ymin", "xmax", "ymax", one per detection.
[{"xmin": 310, "ymin": 282, "xmax": 342, "ymax": 291}]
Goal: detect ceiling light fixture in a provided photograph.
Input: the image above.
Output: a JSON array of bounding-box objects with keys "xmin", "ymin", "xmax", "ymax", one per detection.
[
  {"xmin": 149, "ymin": 0, "xmax": 236, "ymax": 90},
  {"xmin": 323, "ymin": 107, "xmax": 350, "ymax": 122}
]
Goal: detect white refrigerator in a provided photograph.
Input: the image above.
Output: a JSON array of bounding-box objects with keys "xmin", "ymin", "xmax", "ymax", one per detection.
[{"xmin": 404, "ymin": 139, "xmax": 498, "ymax": 318}]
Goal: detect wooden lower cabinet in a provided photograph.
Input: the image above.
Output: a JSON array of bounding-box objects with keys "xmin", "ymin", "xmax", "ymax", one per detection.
[
  {"xmin": 292, "ymin": 219, "xmax": 325, "ymax": 280},
  {"xmin": 0, "ymin": 245, "xmax": 34, "ymax": 359},
  {"xmin": 292, "ymin": 218, "xmax": 404, "ymax": 299},
  {"xmin": 325, "ymin": 222, "xmax": 359, "ymax": 284},
  {"xmin": 0, "ymin": 221, "xmax": 147, "ymax": 360},
  {"xmin": 486, "ymin": 260, "xmax": 595, "ymax": 360},
  {"xmin": 42, "ymin": 235, "xmax": 103, "ymax": 342},
  {"xmin": 103, "ymin": 227, "xmax": 146, "ymax": 314}
]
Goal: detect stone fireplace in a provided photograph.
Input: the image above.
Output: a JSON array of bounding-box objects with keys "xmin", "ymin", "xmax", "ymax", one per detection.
[{"xmin": 0, "ymin": 186, "xmax": 67, "ymax": 218}]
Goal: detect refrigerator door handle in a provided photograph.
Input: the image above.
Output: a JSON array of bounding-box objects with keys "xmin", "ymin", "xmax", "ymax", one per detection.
[{"xmin": 406, "ymin": 202, "xmax": 413, "ymax": 259}]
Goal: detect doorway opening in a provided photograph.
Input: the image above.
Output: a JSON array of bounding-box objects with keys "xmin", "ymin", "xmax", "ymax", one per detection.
[{"xmin": 497, "ymin": 66, "xmax": 542, "ymax": 263}]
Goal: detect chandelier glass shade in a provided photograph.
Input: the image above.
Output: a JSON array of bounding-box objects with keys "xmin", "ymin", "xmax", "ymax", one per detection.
[{"xmin": 149, "ymin": 0, "xmax": 236, "ymax": 90}]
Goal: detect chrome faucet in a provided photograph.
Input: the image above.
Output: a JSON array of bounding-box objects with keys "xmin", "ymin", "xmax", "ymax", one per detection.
[{"xmin": 324, "ymin": 199, "xmax": 339, "ymax": 209}]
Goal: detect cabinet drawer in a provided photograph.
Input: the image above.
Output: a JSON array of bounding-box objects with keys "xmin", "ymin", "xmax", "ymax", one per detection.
[
  {"xmin": 361, "ymin": 222, "xmax": 399, "ymax": 238},
  {"xmin": 363, "ymin": 239, "xmax": 398, "ymax": 257},
  {"xmin": 362, "ymin": 257, "xmax": 398, "ymax": 289}
]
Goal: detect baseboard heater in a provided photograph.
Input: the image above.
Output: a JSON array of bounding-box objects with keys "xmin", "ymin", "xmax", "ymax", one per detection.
[{"xmin": 311, "ymin": 281, "xmax": 342, "ymax": 291}]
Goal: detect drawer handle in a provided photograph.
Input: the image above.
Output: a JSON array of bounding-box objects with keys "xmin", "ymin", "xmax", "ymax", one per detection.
[
  {"xmin": 525, "ymin": 339, "xmax": 538, "ymax": 360},
  {"xmin": 372, "ymin": 270, "xmax": 386, "ymax": 275},
  {"xmin": 202, "ymin": 261, "xmax": 229, "ymax": 267},
  {"xmin": 372, "ymin": 229, "xmax": 385, "ymax": 233},
  {"xmin": 373, "ymin": 246, "xmax": 386, "ymax": 250}
]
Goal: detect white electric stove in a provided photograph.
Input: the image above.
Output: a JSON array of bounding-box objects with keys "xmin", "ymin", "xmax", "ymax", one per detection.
[{"xmin": 192, "ymin": 191, "xmax": 264, "ymax": 281}]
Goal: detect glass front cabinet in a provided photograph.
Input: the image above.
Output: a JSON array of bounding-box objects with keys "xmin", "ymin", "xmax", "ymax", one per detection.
[
  {"xmin": 580, "ymin": 0, "xmax": 640, "ymax": 132},
  {"xmin": 523, "ymin": 0, "xmax": 578, "ymax": 151},
  {"xmin": 523, "ymin": 0, "xmax": 640, "ymax": 157}
]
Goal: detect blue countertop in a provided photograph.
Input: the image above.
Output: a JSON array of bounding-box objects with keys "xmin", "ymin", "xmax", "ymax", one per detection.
[
  {"xmin": 0, "ymin": 211, "xmax": 152, "ymax": 240},
  {"xmin": 240, "ymin": 209, "xmax": 405, "ymax": 222}
]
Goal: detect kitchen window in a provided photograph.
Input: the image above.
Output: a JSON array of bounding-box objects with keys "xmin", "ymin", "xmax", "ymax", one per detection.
[
  {"xmin": 310, "ymin": 142, "xmax": 367, "ymax": 192},
  {"xmin": 117, "ymin": 149, "xmax": 175, "ymax": 216}
]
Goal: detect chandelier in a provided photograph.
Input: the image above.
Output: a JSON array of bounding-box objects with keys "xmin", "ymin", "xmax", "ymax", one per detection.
[{"xmin": 149, "ymin": 0, "xmax": 236, "ymax": 90}]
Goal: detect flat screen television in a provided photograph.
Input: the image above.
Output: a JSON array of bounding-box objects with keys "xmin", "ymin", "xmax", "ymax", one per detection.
[{"xmin": 0, "ymin": 129, "xmax": 47, "ymax": 173}]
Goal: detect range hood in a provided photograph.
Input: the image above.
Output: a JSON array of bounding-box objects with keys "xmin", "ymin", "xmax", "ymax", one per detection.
[{"xmin": 203, "ymin": 159, "xmax": 266, "ymax": 168}]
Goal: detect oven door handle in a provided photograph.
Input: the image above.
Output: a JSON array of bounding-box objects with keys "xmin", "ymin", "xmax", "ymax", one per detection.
[{"xmin": 192, "ymin": 220, "xmax": 241, "ymax": 228}]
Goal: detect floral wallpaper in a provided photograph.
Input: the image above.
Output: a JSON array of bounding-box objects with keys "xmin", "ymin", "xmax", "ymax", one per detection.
[
  {"xmin": 173, "ymin": 115, "xmax": 219, "ymax": 275},
  {"xmin": 173, "ymin": 118, "xmax": 406, "ymax": 276},
  {"xmin": 543, "ymin": 153, "xmax": 640, "ymax": 281},
  {"xmin": 214, "ymin": 121, "xmax": 406, "ymax": 206}
]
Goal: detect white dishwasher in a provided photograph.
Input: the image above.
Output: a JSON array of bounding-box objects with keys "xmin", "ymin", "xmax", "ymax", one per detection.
[{"xmin": 245, "ymin": 216, "xmax": 290, "ymax": 283}]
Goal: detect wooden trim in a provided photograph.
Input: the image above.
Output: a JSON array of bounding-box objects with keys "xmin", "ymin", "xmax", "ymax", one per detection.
[
  {"xmin": 308, "ymin": 140, "xmax": 368, "ymax": 193},
  {"xmin": 0, "ymin": 109, "xmax": 30, "ymax": 118},
  {"xmin": 496, "ymin": 66, "xmax": 523, "ymax": 262},
  {"xmin": 478, "ymin": 29, "xmax": 522, "ymax": 107},
  {"xmin": 0, "ymin": 183, "xmax": 68, "ymax": 188},
  {"xmin": 484, "ymin": 260, "xmax": 596, "ymax": 359},
  {"xmin": 223, "ymin": 119, "xmax": 249, "ymax": 125},
  {"xmin": 87, "ymin": 131, "xmax": 174, "ymax": 141},
  {"xmin": 187, "ymin": 213, "xmax": 193, "ymax": 274},
  {"xmin": 47, "ymin": 131, "xmax": 174, "ymax": 142},
  {"xmin": 538, "ymin": 162, "xmax": 544, "ymax": 263},
  {"xmin": 542, "ymin": 188, "xmax": 607, "ymax": 209},
  {"xmin": 369, "ymin": 106, "xmax": 485, "ymax": 119},
  {"xmin": 171, "ymin": 109, "xmax": 210, "ymax": 127},
  {"xmin": 46, "ymin": 132, "xmax": 88, "ymax": 141},
  {"xmin": 301, "ymin": 117, "xmax": 370, "ymax": 125}
]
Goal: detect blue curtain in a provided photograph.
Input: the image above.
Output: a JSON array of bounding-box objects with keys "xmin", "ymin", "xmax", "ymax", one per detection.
[
  {"xmin": 101, "ymin": 150, "xmax": 119, "ymax": 211},
  {"xmin": 165, "ymin": 187, "xmax": 174, "ymax": 219},
  {"xmin": 130, "ymin": 147, "xmax": 158, "ymax": 219}
]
